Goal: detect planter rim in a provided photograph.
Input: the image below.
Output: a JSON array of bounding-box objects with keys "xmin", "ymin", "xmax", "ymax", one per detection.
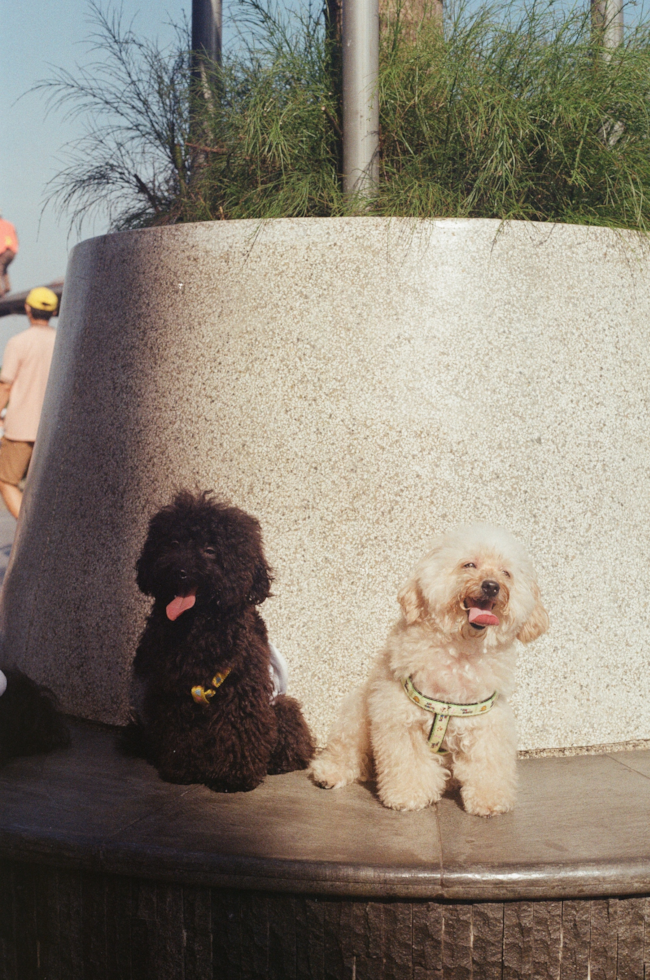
[{"xmin": 71, "ymin": 214, "xmax": 650, "ymax": 253}]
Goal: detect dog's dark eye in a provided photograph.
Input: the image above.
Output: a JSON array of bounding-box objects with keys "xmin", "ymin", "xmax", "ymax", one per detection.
[
  {"xmin": 463, "ymin": 562, "xmax": 476, "ymax": 569},
  {"xmin": 503, "ymin": 570, "xmax": 511, "ymax": 578},
  {"xmin": 204, "ymin": 546, "xmax": 217, "ymax": 557},
  {"xmin": 170, "ymin": 540, "xmax": 180, "ymax": 547}
]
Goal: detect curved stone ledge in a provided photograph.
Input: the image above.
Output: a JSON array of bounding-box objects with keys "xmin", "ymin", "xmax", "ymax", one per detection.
[
  {"xmin": 1, "ymin": 720, "xmax": 650, "ymax": 902},
  {"xmin": 3, "ymin": 722, "xmax": 650, "ymax": 978},
  {"xmin": 2, "ymin": 217, "xmax": 650, "ymax": 750}
]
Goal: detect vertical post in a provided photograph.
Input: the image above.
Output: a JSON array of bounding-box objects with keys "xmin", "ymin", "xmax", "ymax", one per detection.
[
  {"xmin": 591, "ymin": 0, "xmax": 623, "ymax": 53},
  {"xmin": 192, "ymin": 0, "xmax": 222, "ymax": 71},
  {"xmin": 342, "ymin": 0, "xmax": 380, "ymax": 197},
  {"xmin": 190, "ymin": 0, "xmax": 221, "ymax": 177}
]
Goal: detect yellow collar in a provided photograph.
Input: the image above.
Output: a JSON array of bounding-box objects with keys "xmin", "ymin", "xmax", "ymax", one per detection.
[{"xmin": 191, "ymin": 667, "xmax": 232, "ymax": 705}]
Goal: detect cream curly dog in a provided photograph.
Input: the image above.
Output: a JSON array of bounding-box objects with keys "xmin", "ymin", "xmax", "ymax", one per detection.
[{"xmin": 310, "ymin": 524, "xmax": 548, "ymax": 817}]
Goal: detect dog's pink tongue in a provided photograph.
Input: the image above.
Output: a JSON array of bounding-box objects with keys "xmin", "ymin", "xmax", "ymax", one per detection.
[
  {"xmin": 166, "ymin": 593, "xmax": 196, "ymax": 621},
  {"xmin": 468, "ymin": 606, "xmax": 500, "ymax": 626}
]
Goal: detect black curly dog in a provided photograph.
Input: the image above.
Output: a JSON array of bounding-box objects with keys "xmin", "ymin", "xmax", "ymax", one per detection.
[{"xmin": 124, "ymin": 490, "xmax": 314, "ymax": 792}]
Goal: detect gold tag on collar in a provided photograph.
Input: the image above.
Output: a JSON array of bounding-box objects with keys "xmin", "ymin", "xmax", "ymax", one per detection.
[
  {"xmin": 191, "ymin": 685, "xmax": 215, "ymax": 705},
  {"xmin": 191, "ymin": 667, "xmax": 232, "ymax": 705}
]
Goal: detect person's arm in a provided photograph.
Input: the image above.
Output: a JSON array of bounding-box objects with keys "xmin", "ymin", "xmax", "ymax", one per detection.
[
  {"xmin": 0, "ymin": 381, "xmax": 11, "ymax": 414},
  {"xmin": 0, "ymin": 337, "xmax": 19, "ymax": 413}
]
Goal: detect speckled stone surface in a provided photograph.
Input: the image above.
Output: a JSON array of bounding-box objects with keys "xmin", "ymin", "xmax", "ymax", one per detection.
[{"xmin": 1, "ymin": 217, "xmax": 649, "ymax": 750}]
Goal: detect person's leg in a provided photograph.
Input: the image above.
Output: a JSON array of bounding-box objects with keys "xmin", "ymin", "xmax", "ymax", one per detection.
[
  {"xmin": 0, "ymin": 481, "xmax": 22, "ymax": 518},
  {"xmin": 0, "ymin": 439, "xmax": 33, "ymax": 518}
]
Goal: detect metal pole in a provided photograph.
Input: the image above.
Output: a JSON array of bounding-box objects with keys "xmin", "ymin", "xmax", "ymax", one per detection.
[
  {"xmin": 192, "ymin": 0, "xmax": 222, "ymax": 69},
  {"xmin": 591, "ymin": 0, "xmax": 623, "ymax": 53},
  {"xmin": 342, "ymin": 0, "xmax": 380, "ymax": 197}
]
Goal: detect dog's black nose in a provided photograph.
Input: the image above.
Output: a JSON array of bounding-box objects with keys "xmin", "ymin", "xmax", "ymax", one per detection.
[
  {"xmin": 481, "ymin": 579, "xmax": 500, "ymax": 598},
  {"xmin": 178, "ymin": 569, "xmax": 188, "ymax": 580}
]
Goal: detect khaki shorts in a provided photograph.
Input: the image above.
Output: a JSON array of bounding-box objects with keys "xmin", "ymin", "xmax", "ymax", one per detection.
[{"xmin": 0, "ymin": 437, "xmax": 33, "ymax": 486}]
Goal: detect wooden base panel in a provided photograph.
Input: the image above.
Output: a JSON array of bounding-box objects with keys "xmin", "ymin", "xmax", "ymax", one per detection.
[{"xmin": 1, "ymin": 861, "xmax": 649, "ymax": 980}]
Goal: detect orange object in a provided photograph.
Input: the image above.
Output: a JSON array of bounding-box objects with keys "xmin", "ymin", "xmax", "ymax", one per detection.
[{"xmin": 0, "ymin": 219, "xmax": 18, "ymax": 254}]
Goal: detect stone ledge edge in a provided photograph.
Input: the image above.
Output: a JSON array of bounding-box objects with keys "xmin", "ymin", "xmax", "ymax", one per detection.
[{"xmin": 2, "ymin": 830, "xmax": 650, "ymax": 902}]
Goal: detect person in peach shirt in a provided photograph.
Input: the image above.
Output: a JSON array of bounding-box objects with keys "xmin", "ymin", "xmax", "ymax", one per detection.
[
  {"xmin": 0, "ymin": 287, "xmax": 58, "ymax": 517},
  {"xmin": 0, "ymin": 214, "xmax": 19, "ymax": 297}
]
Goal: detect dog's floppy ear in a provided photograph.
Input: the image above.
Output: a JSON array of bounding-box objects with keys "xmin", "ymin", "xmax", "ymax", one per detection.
[
  {"xmin": 517, "ymin": 583, "xmax": 549, "ymax": 644},
  {"xmin": 135, "ymin": 506, "xmax": 171, "ymax": 596},
  {"xmin": 248, "ymin": 560, "xmax": 272, "ymax": 605},
  {"xmin": 397, "ymin": 574, "xmax": 426, "ymax": 625},
  {"xmin": 135, "ymin": 539, "xmax": 156, "ymax": 596}
]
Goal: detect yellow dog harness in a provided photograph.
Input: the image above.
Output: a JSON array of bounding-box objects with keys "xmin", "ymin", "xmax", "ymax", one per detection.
[{"xmin": 401, "ymin": 676, "xmax": 498, "ymax": 754}]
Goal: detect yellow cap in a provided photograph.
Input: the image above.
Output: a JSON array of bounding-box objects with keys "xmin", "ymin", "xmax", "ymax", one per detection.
[{"xmin": 25, "ymin": 287, "xmax": 58, "ymax": 313}]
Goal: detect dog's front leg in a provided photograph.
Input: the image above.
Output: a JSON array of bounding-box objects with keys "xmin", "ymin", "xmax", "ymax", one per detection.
[
  {"xmin": 369, "ymin": 687, "xmax": 448, "ymax": 811},
  {"xmin": 451, "ymin": 703, "xmax": 518, "ymax": 817},
  {"xmin": 310, "ymin": 687, "xmax": 373, "ymax": 789}
]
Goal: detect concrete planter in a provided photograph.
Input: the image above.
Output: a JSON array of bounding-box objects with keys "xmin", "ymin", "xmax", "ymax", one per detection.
[{"xmin": 1, "ymin": 217, "xmax": 648, "ymax": 751}]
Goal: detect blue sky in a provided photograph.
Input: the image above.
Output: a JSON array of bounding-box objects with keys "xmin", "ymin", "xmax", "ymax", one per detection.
[{"xmin": 0, "ymin": 0, "xmax": 239, "ymax": 347}]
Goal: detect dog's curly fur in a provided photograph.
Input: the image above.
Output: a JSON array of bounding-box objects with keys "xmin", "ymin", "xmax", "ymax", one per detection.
[
  {"xmin": 125, "ymin": 490, "xmax": 314, "ymax": 792},
  {"xmin": 310, "ymin": 524, "xmax": 549, "ymax": 817}
]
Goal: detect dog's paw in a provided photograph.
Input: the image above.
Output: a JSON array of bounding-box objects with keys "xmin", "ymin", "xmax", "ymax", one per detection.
[
  {"xmin": 309, "ymin": 755, "xmax": 350, "ymax": 790},
  {"xmin": 461, "ymin": 785, "xmax": 515, "ymax": 817},
  {"xmin": 380, "ymin": 796, "xmax": 433, "ymax": 812},
  {"xmin": 378, "ymin": 785, "xmax": 442, "ymax": 812}
]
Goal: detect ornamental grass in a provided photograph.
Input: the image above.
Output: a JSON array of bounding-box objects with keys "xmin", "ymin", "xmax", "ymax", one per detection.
[{"xmin": 42, "ymin": 0, "xmax": 650, "ymax": 231}]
